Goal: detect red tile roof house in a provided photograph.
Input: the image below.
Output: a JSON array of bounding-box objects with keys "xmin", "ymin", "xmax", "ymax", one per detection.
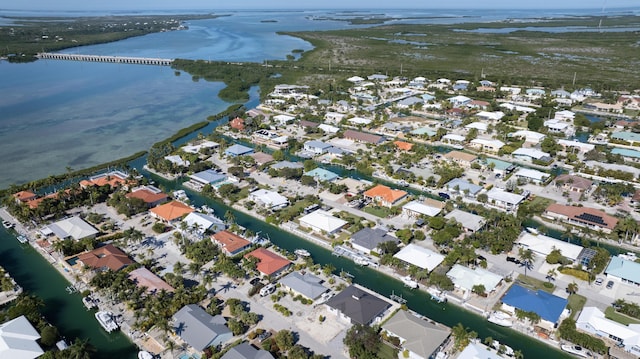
[
  {"xmin": 13, "ymin": 190, "xmax": 37, "ymax": 204},
  {"xmin": 230, "ymin": 117, "xmax": 245, "ymax": 131},
  {"xmin": 212, "ymin": 230, "xmax": 252, "ymax": 256},
  {"xmin": 150, "ymin": 201, "xmax": 194, "ymax": 223},
  {"xmin": 72, "ymin": 244, "xmax": 134, "ymax": 274},
  {"xmin": 125, "ymin": 186, "xmax": 169, "ymax": 208},
  {"xmin": 244, "ymin": 248, "xmax": 291, "ymax": 277},
  {"xmin": 543, "ymin": 204, "xmax": 618, "ymax": 234},
  {"xmin": 363, "ymin": 184, "xmax": 408, "ymax": 208}
]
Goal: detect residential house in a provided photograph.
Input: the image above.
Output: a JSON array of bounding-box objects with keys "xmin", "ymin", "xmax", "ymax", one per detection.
[
  {"xmin": 271, "ymin": 161, "xmax": 303, "ymax": 170},
  {"xmin": 499, "ymin": 103, "xmax": 535, "ymax": 113},
  {"xmin": 128, "ymin": 267, "xmax": 174, "ymax": 294},
  {"xmin": 517, "ymin": 232, "xmax": 584, "ymax": 263},
  {"xmin": 212, "ymin": 230, "xmax": 252, "ymax": 256},
  {"xmin": 0, "ymin": 315, "xmax": 44, "ymax": 359},
  {"xmin": 126, "ymin": 185, "xmax": 168, "ymax": 208},
  {"xmin": 444, "ymin": 178, "xmax": 483, "ymax": 198},
  {"xmin": 393, "ymin": 141, "xmax": 413, "ymax": 151},
  {"xmin": 447, "ymin": 264, "xmax": 503, "ymax": 298},
  {"xmin": 402, "ymin": 199, "xmax": 445, "ymax": 218},
  {"xmin": 76, "ymin": 244, "xmax": 134, "ymax": 272},
  {"xmin": 325, "ymin": 112, "xmax": 346, "ymax": 124},
  {"xmin": 544, "ymin": 119, "xmax": 575, "ymax": 137},
  {"xmin": 182, "ymin": 212, "xmax": 226, "ymax": 235},
  {"xmin": 224, "ymin": 144, "xmax": 254, "ymax": 157},
  {"xmin": 443, "ymin": 151, "xmax": 477, "ymax": 168},
  {"xmin": 465, "ymin": 122, "xmax": 488, "ymax": 133},
  {"xmin": 164, "ymin": 155, "xmax": 190, "ymax": 168},
  {"xmin": 457, "ymin": 341, "xmax": 503, "ymax": 359},
  {"xmin": 476, "ymin": 111, "xmax": 504, "ymax": 121},
  {"xmin": 441, "ymin": 134, "xmax": 466, "ymax": 146},
  {"xmin": 486, "ymin": 188, "xmax": 525, "ymax": 212},
  {"xmin": 252, "ymin": 152, "xmax": 274, "ymax": 166},
  {"xmin": 230, "ymin": 117, "xmax": 245, "ymax": 131},
  {"xmin": 278, "ymin": 271, "xmax": 327, "ymax": 300},
  {"xmin": 248, "ymin": 189, "xmax": 289, "ymax": 210},
  {"xmin": 557, "ymin": 139, "xmax": 595, "ymax": 154},
  {"xmin": 325, "ymin": 285, "xmax": 392, "ymax": 325},
  {"xmin": 605, "ymin": 256, "xmax": 640, "ymax": 286},
  {"xmin": 298, "ymin": 210, "xmax": 347, "ymax": 234},
  {"xmin": 272, "ymin": 114, "xmax": 295, "ymax": 125},
  {"xmin": 577, "ymin": 307, "xmax": 640, "ymax": 355},
  {"xmin": 181, "ymin": 140, "xmax": 219, "ymax": 154},
  {"xmin": 393, "ymin": 244, "xmax": 445, "ymax": 272},
  {"xmin": 467, "ymin": 100, "xmax": 490, "ymax": 110},
  {"xmin": 510, "ymin": 130, "xmax": 546, "ymax": 145},
  {"xmin": 190, "ymin": 169, "xmax": 227, "ymax": 187},
  {"xmin": 350, "ymin": 227, "xmax": 399, "ymax": 254},
  {"xmin": 220, "ymin": 342, "xmax": 274, "ymax": 359},
  {"xmin": 484, "ymin": 158, "xmax": 515, "ymax": 177},
  {"xmin": 348, "ymin": 116, "xmax": 372, "ymax": 126},
  {"xmin": 512, "ymin": 148, "xmax": 551, "ymax": 162},
  {"xmin": 318, "ymin": 123, "xmax": 340, "ymax": 134},
  {"xmin": 445, "ymin": 209, "xmax": 486, "ymax": 232},
  {"xmin": 382, "ymin": 310, "xmax": 450, "ymax": 359},
  {"xmin": 244, "ymin": 248, "xmax": 291, "ymax": 277},
  {"xmin": 554, "ymin": 174, "xmax": 593, "ymax": 193},
  {"xmin": 150, "ymin": 201, "xmax": 194, "ymax": 223},
  {"xmin": 500, "ymin": 284, "xmax": 569, "ymax": 329},
  {"xmin": 304, "ymin": 168, "xmax": 340, "ymax": 182},
  {"xmin": 514, "ymin": 168, "xmax": 549, "ymax": 184},
  {"xmin": 543, "ymin": 204, "xmax": 618, "ymax": 234},
  {"xmin": 173, "ymin": 304, "xmax": 233, "ymax": 352},
  {"xmin": 343, "ymin": 129, "xmax": 384, "ymax": 145},
  {"xmin": 469, "ymin": 138, "xmax": 505, "ymax": 154},
  {"xmin": 79, "ymin": 170, "xmax": 130, "ymax": 189},
  {"xmin": 13, "ymin": 190, "xmax": 37, "ymax": 204},
  {"xmin": 363, "ymin": 184, "xmax": 408, "ymax": 208},
  {"xmin": 42, "ymin": 216, "xmax": 98, "ymax": 241},
  {"xmin": 447, "ymin": 95, "xmax": 471, "ymax": 108},
  {"xmin": 303, "ymin": 140, "xmax": 332, "ymax": 155}
]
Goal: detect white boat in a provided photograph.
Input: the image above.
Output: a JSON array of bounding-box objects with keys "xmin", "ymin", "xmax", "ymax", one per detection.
[
  {"xmin": 294, "ymin": 249, "xmax": 310, "ymax": 257},
  {"xmin": 525, "ymin": 227, "xmax": 539, "ymax": 235},
  {"xmin": 17, "ymin": 235, "xmax": 28, "ymax": 243},
  {"xmin": 492, "ymin": 341, "xmax": 514, "ymax": 356},
  {"xmin": 138, "ymin": 351, "xmax": 154, "ymax": 359},
  {"xmin": 95, "ymin": 311, "xmax": 119, "ymax": 332},
  {"xmin": 561, "ymin": 344, "xmax": 589, "ymax": 358},
  {"xmin": 487, "ymin": 311, "xmax": 514, "ymax": 327},
  {"xmin": 354, "ymin": 257, "xmax": 369, "ymax": 266},
  {"xmin": 2, "ymin": 220, "xmax": 14, "ymax": 229},
  {"xmin": 82, "ymin": 296, "xmax": 98, "ymax": 310},
  {"xmin": 401, "ymin": 276, "xmax": 419, "ymax": 289},
  {"xmin": 427, "ymin": 287, "xmax": 447, "ymax": 303}
]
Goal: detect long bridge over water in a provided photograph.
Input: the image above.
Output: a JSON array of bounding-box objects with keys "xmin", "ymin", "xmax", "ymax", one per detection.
[{"xmin": 37, "ymin": 52, "xmax": 174, "ymax": 66}]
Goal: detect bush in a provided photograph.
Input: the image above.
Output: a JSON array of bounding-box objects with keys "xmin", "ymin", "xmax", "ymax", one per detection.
[{"xmin": 152, "ymin": 222, "xmax": 166, "ymax": 233}]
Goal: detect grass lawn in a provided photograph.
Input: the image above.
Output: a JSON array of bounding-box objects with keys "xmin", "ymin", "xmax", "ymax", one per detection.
[
  {"xmin": 363, "ymin": 205, "xmax": 392, "ymax": 218},
  {"xmin": 567, "ymin": 294, "xmax": 587, "ymax": 319},
  {"xmin": 605, "ymin": 306, "xmax": 640, "ymax": 325},
  {"xmin": 516, "ymin": 274, "xmax": 555, "ymax": 293},
  {"xmin": 377, "ymin": 343, "xmax": 399, "ymax": 359}
]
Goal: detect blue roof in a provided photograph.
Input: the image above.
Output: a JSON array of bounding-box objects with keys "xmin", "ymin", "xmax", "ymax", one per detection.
[
  {"xmin": 484, "ymin": 158, "xmax": 513, "ymax": 171},
  {"xmin": 191, "ymin": 169, "xmax": 227, "ymax": 184},
  {"xmin": 445, "ymin": 178, "xmax": 482, "ymax": 195},
  {"xmin": 502, "ymin": 284, "xmax": 567, "ymax": 323},
  {"xmin": 304, "ymin": 140, "xmax": 332, "ymax": 149},
  {"xmin": 411, "ymin": 127, "xmax": 436, "ymax": 136},
  {"xmin": 304, "ymin": 168, "xmax": 339, "ymax": 182},
  {"xmin": 611, "ymin": 132, "xmax": 640, "ymax": 142},
  {"xmin": 605, "ymin": 256, "xmax": 640, "ymax": 283},
  {"xmin": 225, "ymin": 144, "xmax": 254, "ymax": 156},
  {"xmin": 611, "ymin": 148, "xmax": 640, "ymax": 159}
]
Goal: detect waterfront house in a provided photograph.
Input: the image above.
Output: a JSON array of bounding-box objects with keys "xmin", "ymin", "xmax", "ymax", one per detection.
[
  {"xmin": 244, "ymin": 248, "xmax": 291, "ymax": 277},
  {"xmin": 325, "ymin": 285, "xmax": 392, "ymax": 325},
  {"xmin": 173, "ymin": 304, "xmax": 232, "ymax": 352},
  {"xmin": 13, "ymin": 190, "xmax": 37, "ymax": 204},
  {"xmin": 553, "ymin": 174, "xmax": 593, "ymax": 193},
  {"xmin": 182, "ymin": 212, "xmax": 226, "ymax": 235},
  {"xmin": 224, "ymin": 144, "xmax": 254, "ymax": 157},
  {"xmin": 393, "ymin": 141, "xmax": 413, "ymax": 151},
  {"xmin": 230, "ymin": 117, "xmax": 245, "ymax": 131},
  {"xmin": 363, "ymin": 184, "xmax": 408, "ymax": 208},
  {"xmin": 181, "ymin": 140, "xmax": 219, "ymax": 154},
  {"xmin": 303, "ymin": 140, "xmax": 332, "ymax": 155},
  {"xmin": 350, "ymin": 227, "xmax": 399, "ymax": 254},
  {"xmin": 577, "ymin": 307, "xmax": 640, "ymax": 355},
  {"xmin": 484, "ymin": 158, "xmax": 515, "ymax": 177},
  {"xmin": 220, "ymin": 342, "xmax": 274, "ymax": 359},
  {"xmin": 42, "ymin": 216, "xmax": 98, "ymax": 241},
  {"xmin": 444, "ymin": 209, "xmax": 486, "ymax": 233},
  {"xmin": 79, "ymin": 170, "xmax": 130, "ymax": 189},
  {"xmin": 469, "ymin": 138, "xmax": 505, "ymax": 154},
  {"xmin": 304, "ymin": 168, "xmax": 339, "ymax": 183},
  {"xmin": 444, "ymin": 178, "xmax": 483, "ymax": 198},
  {"xmin": 475, "ymin": 111, "xmax": 504, "ymax": 121},
  {"xmin": 543, "ymin": 204, "xmax": 618, "ymax": 234},
  {"xmin": 343, "ymin": 129, "xmax": 384, "ymax": 145},
  {"xmin": 446, "ymin": 264, "xmax": 503, "ymax": 298},
  {"xmin": 441, "ymin": 134, "xmax": 466, "ymax": 146},
  {"xmin": 251, "ymin": 152, "xmax": 274, "ymax": 166},
  {"xmin": 457, "ymin": 341, "xmax": 503, "ymax": 359},
  {"xmin": 272, "ymin": 114, "xmax": 295, "ymax": 125},
  {"xmin": 318, "ymin": 123, "xmax": 340, "ymax": 134},
  {"xmin": 248, "ymin": 189, "xmax": 289, "ymax": 210},
  {"xmin": 150, "ymin": 201, "xmax": 194, "ymax": 223},
  {"xmin": 212, "ymin": 230, "xmax": 252, "ymax": 256},
  {"xmin": 604, "ymin": 256, "xmax": 640, "ymax": 286},
  {"xmin": 128, "ymin": 267, "xmax": 174, "ymax": 294},
  {"xmin": 382, "ymin": 310, "xmax": 450, "ymax": 359},
  {"xmin": 500, "ymin": 284, "xmax": 569, "ymax": 330},
  {"xmin": 298, "ymin": 210, "xmax": 348, "ymax": 235},
  {"xmin": 125, "ymin": 185, "xmax": 168, "ymax": 208},
  {"xmin": 393, "ymin": 244, "xmax": 445, "ymax": 272},
  {"xmin": 163, "ymin": 155, "xmax": 190, "ymax": 168},
  {"xmin": 271, "ymin": 161, "xmax": 303, "ymax": 170},
  {"xmin": 510, "ymin": 130, "xmax": 546, "ymax": 145},
  {"xmin": 443, "ymin": 151, "xmax": 477, "ymax": 168},
  {"xmin": 512, "ymin": 148, "xmax": 551, "ymax": 162},
  {"xmin": 278, "ymin": 271, "xmax": 327, "ymax": 301},
  {"xmin": 465, "ymin": 122, "xmax": 488, "ymax": 133},
  {"xmin": 516, "ymin": 232, "xmax": 584, "ymax": 264},
  {"xmin": 485, "ymin": 189, "xmax": 525, "ymax": 212},
  {"xmin": 76, "ymin": 244, "xmax": 134, "ymax": 272},
  {"xmin": 0, "ymin": 315, "xmax": 44, "ymax": 359},
  {"xmin": 514, "ymin": 168, "xmax": 549, "ymax": 184}
]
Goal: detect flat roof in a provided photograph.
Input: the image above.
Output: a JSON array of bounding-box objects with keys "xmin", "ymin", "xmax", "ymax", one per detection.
[
  {"xmin": 393, "ymin": 244, "xmax": 444, "ymax": 271},
  {"xmin": 517, "ymin": 232, "xmax": 583, "ymax": 261}
]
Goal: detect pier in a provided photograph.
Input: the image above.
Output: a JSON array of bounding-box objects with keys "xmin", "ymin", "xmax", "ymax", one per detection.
[{"xmin": 37, "ymin": 52, "xmax": 174, "ymax": 66}]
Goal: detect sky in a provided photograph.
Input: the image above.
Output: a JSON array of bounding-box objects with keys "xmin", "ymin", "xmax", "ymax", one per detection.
[{"xmin": 3, "ymin": 0, "xmax": 639, "ymax": 11}]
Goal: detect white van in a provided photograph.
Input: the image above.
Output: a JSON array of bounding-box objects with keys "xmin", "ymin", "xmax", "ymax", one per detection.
[{"xmin": 260, "ymin": 284, "xmax": 276, "ymax": 297}]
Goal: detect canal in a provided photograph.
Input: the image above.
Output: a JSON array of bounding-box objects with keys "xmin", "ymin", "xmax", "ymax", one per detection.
[{"xmin": 0, "ymin": 227, "xmax": 138, "ymax": 359}]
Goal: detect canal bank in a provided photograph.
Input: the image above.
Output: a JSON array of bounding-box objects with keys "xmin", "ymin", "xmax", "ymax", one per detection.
[{"xmin": 0, "ymin": 227, "xmax": 138, "ymax": 359}]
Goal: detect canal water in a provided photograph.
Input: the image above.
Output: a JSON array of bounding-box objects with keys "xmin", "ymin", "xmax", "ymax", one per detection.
[{"xmin": 0, "ymin": 228, "xmax": 138, "ymax": 359}]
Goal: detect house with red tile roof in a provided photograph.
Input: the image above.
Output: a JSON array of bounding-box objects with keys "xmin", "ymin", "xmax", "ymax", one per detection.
[
  {"xmin": 125, "ymin": 186, "xmax": 168, "ymax": 208},
  {"xmin": 230, "ymin": 117, "xmax": 245, "ymax": 131},
  {"xmin": 212, "ymin": 231, "xmax": 252, "ymax": 256},
  {"xmin": 363, "ymin": 184, "xmax": 408, "ymax": 208},
  {"xmin": 150, "ymin": 201, "xmax": 194, "ymax": 223},
  {"xmin": 13, "ymin": 191, "xmax": 37, "ymax": 204},
  {"xmin": 128, "ymin": 267, "xmax": 174, "ymax": 294},
  {"xmin": 393, "ymin": 141, "xmax": 413, "ymax": 151},
  {"xmin": 76, "ymin": 244, "xmax": 134, "ymax": 272},
  {"xmin": 79, "ymin": 171, "xmax": 130, "ymax": 189},
  {"xmin": 543, "ymin": 204, "xmax": 618, "ymax": 234},
  {"xmin": 244, "ymin": 248, "xmax": 291, "ymax": 277}
]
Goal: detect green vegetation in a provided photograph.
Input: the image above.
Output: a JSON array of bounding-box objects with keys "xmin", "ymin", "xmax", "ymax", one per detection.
[
  {"xmin": 516, "ymin": 274, "xmax": 554, "ymax": 293},
  {"xmin": 612, "ymin": 299, "xmax": 640, "ymax": 320},
  {"xmin": 604, "ymin": 306, "xmax": 640, "ymax": 325},
  {"xmin": 557, "ymin": 319, "xmax": 608, "ymax": 354},
  {"xmin": 567, "ymin": 294, "xmax": 587, "ymax": 320},
  {"xmin": 344, "ymin": 324, "xmax": 382, "ymax": 359}
]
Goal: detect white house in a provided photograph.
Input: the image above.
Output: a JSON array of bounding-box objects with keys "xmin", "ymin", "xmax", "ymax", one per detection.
[
  {"xmin": 476, "ymin": 111, "xmax": 505, "ymax": 121},
  {"xmin": 182, "ymin": 212, "xmax": 226, "ymax": 235},
  {"xmin": 272, "ymin": 114, "xmax": 295, "ymax": 125},
  {"xmin": 465, "ymin": 122, "xmax": 488, "ymax": 133},
  {"xmin": 325, "ymin": 112, "xmax": 346, "ymax": 123},
  {"xmin": 0, "ymin": 315, "xmax": 44, "ymax": 359},
  {"xmin": 512, "ymin": 148, "xmax": 551, "ymax": 162},
  {"xmin": 577, "ymin": 307, "xmax": 640, "ymax": 355},
  {"xmin": 469, "ymin": 138, "xmax": 505, "ymax": 154},
  {"xmin": 348, "ymin": 116, "xmax": 372, "ymax": 125},
  {"xmin": 448, "ymin": 95, "xmax": 472, "ymax": 107},
  {"xmin": 43, "ymin": 216, "xmax": 98, "ymax": 241},
  {"xmin": 318, "ymin": 124, "xmax": 340, "ymax": 134},
  {"xmin": 303, "ymin": 140, "xmax": 332, "ymax": 155},
  {"xmin": 510, "ymin": 130, "xmax": 546, "ymax": 145},
  {"xmin": 517, "ymin": 232, "xmax": 584, "ymax": 263},
  {"xmin": 402, "ymin": 199, "xmax": 444, "ymax": 218},
  {"xmin": 444, "ymin": 209, "xmax": 486, "ymax": 232},
  {"xmin": 514, "ymin": 168, "xmax": 549, "ymax": 184},
  {"xmin": 299, "ymin": 210, "xmax": 347, "ymax": 234},
  {"xmin": 248, "ymin": 189, "xmax": 289, "ymax": 210},
  {"xmin": 393, "ymin": 244, "xmax": 445, "ymax": 272},
  {"xmin": 446, "ymin": 264, "xmax": 503, "ymax": 298},
  {"xmin": 486, "ymin": 188, "xmax": 525, "ymax": 212}
]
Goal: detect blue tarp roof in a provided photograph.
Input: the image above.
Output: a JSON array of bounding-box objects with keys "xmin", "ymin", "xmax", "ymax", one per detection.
[{"xmin": 502, "ymin": 284, "xmax": 567, "ymax": 323}]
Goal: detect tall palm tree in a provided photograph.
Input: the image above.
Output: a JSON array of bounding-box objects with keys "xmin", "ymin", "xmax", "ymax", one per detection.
[
  {"xmin": 518, "ymin": 248, "xmax": 535, "ymax": 277},
  {"xmin": 546, "ymin": 268, "xmax": 557, "ymax": 283},
  {"xmin": 567, "ymin": 282, "xmax": 579, "ymax": 295}
]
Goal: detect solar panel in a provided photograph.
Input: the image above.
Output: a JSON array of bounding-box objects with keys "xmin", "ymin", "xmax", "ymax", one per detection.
[{"xmin": 575, "ymin": 213, "xmax": 606, "ymax": 225}]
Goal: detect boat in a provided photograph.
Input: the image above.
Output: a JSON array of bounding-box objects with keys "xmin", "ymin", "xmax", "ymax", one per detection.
[
  {"xmin": 487, "ymin": 311, "xmax": 514, "ymax": 327},
  {"xmin": 294, "ymin": 249, "xmax": 310, "ymax": 257},
  {"xmin": 82, "ymin": 295, "xmax": 98, "ymax": 310},
  {"xmin": 354, "ymin": 256, "xmax": 369, "ymax": 266},
  {"xmin": 401, "ymin": 275, "xmax": 419, "ymax": 289},
  {"xmin": 427, "ymin": 287, "xmax": 447, "ymax": 303},
  {"xmin": 16, "ymin": 235, "xmax": 28, "ymax": 244},
  {"xmin": 561, "ymin": 344, "xmax": 589, "ymax": 358},
  {"xmin": 2, "ymin": 220, "xmax": 14, "ymax": 229},
  {"xmin": 138, "ymin": 351, "xmax": 154, "ymax": 359},
  {"xmin": 95, "ymin": 311, "xmax": 119, "ymax": 332},
  {"xmin": 525, "ymin": 227, "xmax": 539, "ymax": 235}
]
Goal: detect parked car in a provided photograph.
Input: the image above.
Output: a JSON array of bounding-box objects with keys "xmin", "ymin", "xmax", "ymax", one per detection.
[
  {"xmin": 506, "ymin": 256, "xmax": 521, "ymax": 265},
  {"xmin": 594, "ymin": 278, "xmax": 603, "ymax": 286},
  {"xmin": 260, "ymin": 283, "xmax": 276, "ymax": 297},
  {"xmin": 257, "ymin": 331, "xmax": 272, "ymax": 343},
  {"xmin": 606, "ymin": 280, "xmax": 614, "ymax": 289},
  {"xmin": 438, "ymin": 192, "xmax": 450, "ymax": 200},
  {"xmin": 249, "ymin": 277, "xmax": 261, "ymax": 286}
]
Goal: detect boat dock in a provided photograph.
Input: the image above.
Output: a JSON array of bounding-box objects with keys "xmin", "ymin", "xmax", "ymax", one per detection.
[
  {"xmin": 333, "ymin": 245, "xmax": 373, "ymax": 266},
  {"xmin": 390, "ymin": 291, "xmax": 407, "ymax": 304}
]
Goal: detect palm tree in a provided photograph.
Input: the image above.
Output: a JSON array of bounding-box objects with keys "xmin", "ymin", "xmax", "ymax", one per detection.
[
  {"xmin": 546, "ymin": 268, "xmax": 557, "ymax": 282},
  {"xmin": 567, "ymin": 282, "xmax": 579, "ymax": 295},
  {"xmin": 518, "ymin": 248, "xmax": 535, "ymax": 277},
  {"xmin": 64, "ymin": 339, "xmax": 96, "ymax": 359}
]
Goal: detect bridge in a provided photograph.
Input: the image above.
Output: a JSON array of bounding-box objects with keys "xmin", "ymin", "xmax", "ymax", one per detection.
[{"xmin": 37, "ymin": 52, "xmax": 174, "ymax": 66}]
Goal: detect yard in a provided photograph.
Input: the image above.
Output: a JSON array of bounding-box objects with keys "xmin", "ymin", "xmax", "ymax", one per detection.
[
  {"xmin": 377, "ymin": 343, "xmax": 399, "ymax": 359},
  {"xmin": 363, "ymin": 205, "xmax": 393, "ymax": 218},
  {"xmin": 516, "ymin": 275, "xmax": 555, "ymax": 293},
  {"xmin": 567, "ymin": 294, "xmax": 587, "ymax": 320},
  {"xmin": 605, "ymin": 306, "xmax": 640, "ymax": 325}
]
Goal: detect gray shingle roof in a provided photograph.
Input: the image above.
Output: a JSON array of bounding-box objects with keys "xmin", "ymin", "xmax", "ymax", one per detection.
[
  {"xmin": 173, "ymin": 304, "xmax": 231, "ymax": 351},
  {"xmin": 351, "ymin": 228, "xmax": 398, "ymax": 251},
  {"xmin": 221, "ymin": 343, "xmax": 274, "ymax": 359},
  {"xmin": 325, "ymin": 285, "xmax": 390, "ymax": 325},
  {"xmin": 279, "ymin": 271, "xmax": 327, "ymax": 300},
  {"xmin": 382, "ymin": 310, "xmax": 450, "ymax": 359}
]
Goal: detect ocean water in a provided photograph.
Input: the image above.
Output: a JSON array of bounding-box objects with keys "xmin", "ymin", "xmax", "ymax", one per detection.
[{"xmin": 1, "ymin": 8, "xmax": 639, "ymax": 188}]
